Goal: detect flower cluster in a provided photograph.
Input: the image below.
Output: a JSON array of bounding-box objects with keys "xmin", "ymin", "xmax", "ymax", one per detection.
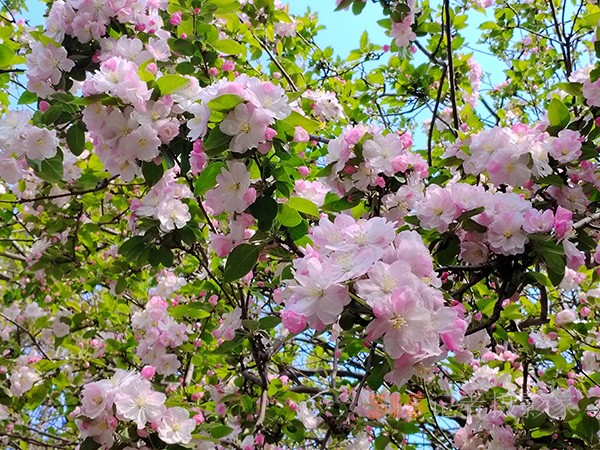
[
  {"xmin": 323, "ymin": 125, "xmax": 427, "ymax": 195},
  {"xmin": 282, "ymin": 214, "xmax": 466, "ymax": 385},
  {"xmin": 133, "ymin": 167, "xmax": 193, "ymax": 232},
  {"xmin": 389, "ymin": 0, "xmax": 417, "ymax": 48},
  {"xmin": 0, "ymin": 110, "xmax": 58, "ymax": 169},
  {"xmin": 82, "ymin": 96, "xmax": 180, "ymax": 181},
  {"xmin": 131, "ymin": 297, "xmax": 189, "ymax": 376},
  {"xmin": 446, "ymin": 124, "xmax": 584, "ymax": 187},
  {"xmin": 77, "ymin": 370, "xmax": 196, "ymax": 447},
  {"xmin": 413, "ymin": 182, "xmax": 584, "ymax": 268},
  {"xmin": 186, "ymin": 74, "xmax": 292, "ymax": 151}
]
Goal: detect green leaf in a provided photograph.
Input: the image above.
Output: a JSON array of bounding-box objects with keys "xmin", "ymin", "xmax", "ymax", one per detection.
[
  {"xmin": 282, "ymin": 111, "xmax": 320, "ymax": 133},
  {"xmin": 203, "ymin": 127, "xmax": 232, "ymax": 156},
  {"xmin": 334, "ymin": 0, "xmax": 354, "ymax": 11},
  {"xmin": 288, "ymin": 197, "xmax": 319, "ymax": 217},
  {"xmin": 142, "ymin": 161, "xmax": 164, "ymax": 187},
  {"xmin": 462, "ymin": 218, "xmax": 487, "ymax": 233},
  {"xmin": 42, "ymin": 105, "xmax": 64, "ymax": 126},
  {"xmin": 223, "ymin": 244, "xmax": 260, "ymax": 282},
  {"xmin": 170, "ymin": 38, "xmax": 197, "ymax": 56},
  {"xmin": 30, "ymin": 149, "xmax": 64, "ymax": 183},
  {"xmin": 194, "ymin": 162, "xmax": 225, "ymax": 195},
  {"xmin": 176, "ymin": 61, "xmax": 195, "ymax": 75},
  {"xmin": 568, "ymin": 413, "xmax": 600, "ymax": 443},
  {"xmin": 207, "ymin": 0, "xmax": 240, "ymax": 13},
  {"xmin": 547, "ymin": 98, "xmax": 570, "ymax": 129},
  {"xmin": 278, "ymin": 204, "xmax": 303, "ymax": 227},
  {"xmin": 556, "ymin": 82, "xmax": 583, "ymax": 97},
  {"xmin": 248, "ymin": 196, "xmax": 278, "ymax": 231},
  {"xmin": 523, "ymin": 411, "xmax": 548, "ymax": 429},
  {"xmin": 210, "ymin": 425, "xmax": 234, "ymax": 439},
  {"xmin": 213, "ymin": 336, "xmax": 244, "ymax": 354},
  {"xmin": 531, "ymin": 236, "xmax": 566, "ymax": 287},
  {"xmin": 66, "ymin": 121, "xmax": 86, "ymax": 156},
  {"xmin": 212, "ymin": 39, "xmax": 245, "ymax": 55},
  {"xmin": 115, "ymin": 277, "xmax": 128, "ymax": 295},
  {"xmin": 259, "ymin": 316, "xmax": 281, "ymax": 330},
  {"xmin": 283, "ymin": 421, "xmax": 306, "ymax": 442},
  {"xmin": 27, "ymin": 384, "xmax": 48, "ymax": 408},
  {"xmin": 374, "ymin": 436, "xmax": 390, "ymax": 450},
  {"xmin": 157, "ymin": 74, "xmax": 190, "ymax": 95},
  {"xmin": 171, "ymin": 302, "xmax": 211, "ymax": 319},
  {"xmin": 119, "ymin": 236, "xmax": 146, "ymax": 261},
  {"xmin": 353, "ymin": 0, "xmax": 366, "ymax": 15},
  {"xmin": 79, "ymin": 437, "xmax": 102, "ymax": 450},
  {"xmin": 0, "ymin": 43, "xmax": 14, "ymax": 67},
  {"xmin": 18, "ymin": 90, "xmax": 38, "ymax": 105},
  {"xmin": 207, "ymin": 94, "xmax": 244, "ymax": 111}
]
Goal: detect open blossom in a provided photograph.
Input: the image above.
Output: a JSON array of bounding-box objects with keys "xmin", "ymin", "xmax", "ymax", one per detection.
[
  {"xmin": 26, "ymin": 42, "xmax": 75, "ymax": 86},
  {"xmin": 550, "ymin": 129, "xmax": 583, "ymax": 163},
  {"xmin": 114, "ymin": 377, "xmax": 166, "ymax": 429},
  {"xmin": 415, "ymin": 185, "xmax": 459, "ymax": 232},
  {"xmin": 136, "ymin": 168, "xmax": 193, "ymax": 232},
  {"xmin": 22, "ymin": 127, "xmax": 59, "ymax": 160},
  {"xmin": 366, "ymin": 287, "xmax": 437, "ymax": 359},
  {"xmin": 220, "ymin": 103, "xmax": 270, "ymax": 153},
  {"xmin": 81, "ymin": 381, "xmax": 114, "ymax": 420},
  {"xmin": 10, "ymin": 366, "xmax": 40, "ymax": 396},
  {"xmin": 304, "ymin": 89, "xmax": 344, "ymax": 121},
  {"xmin": 390, "ymin": 17, "xmax": 417, "ymax": 48},
  {"xmin": 286, "ymin": 257, "xmax": 350, "ymax": 328},
  {"xmin": 157, "ymin": 407, "xmax": 196, "ymax": 444},
  {"xmin": 205, "ymin": 161, "xmax": 256, "ymax": 215},
  {"xmin": 213, "ymin": 307, "xmax": 242, "ymax": 341},
  {"xmin": 363, "ymin": 132, "xmax": 405, "ymax": 176},
  {"xmin": 487, "ymin": 212, "xmax": 528, "ymax": 255}
]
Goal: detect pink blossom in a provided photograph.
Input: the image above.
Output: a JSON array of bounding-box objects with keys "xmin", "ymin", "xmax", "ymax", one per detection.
[
  {"xmin": 157, "ymin": 407, "xmax": 196, "ymax": 444},
  {"xmin": 293, "ymin": 126, "xmax": 310, "ymax": 142},
  {"xmin": 169, "ymin": 11, "xmax": 182, "ymax": 25},
  {"xmin": 366, "ymin": 287, "xmax": 437, "ymax": 359},
  {"xmin": 553, "ymin": 206, "xmax": 573, "ymax": 239},
  {"xmin": 415, "ymin": 185, "xmax": 459, "ymax": 232},
  {"xmin": 213, "ymin": 307, "xmax": 242, "ymax": 341},
  {"xmin": 550, "ymin": 129, "xmax": 583, "ymax": 163},
  {"xmin": 114, "ymin": 377, "xmax": 166, "ymax": 429},
  {"xmin": 281, "ymin": 310, "xmax": 306, "ymax": 333},
  {"xmin": 205, "ymin": 161, "xmax": 255, "ymax": 215},
  {"xmin": 523, "ymin": 209, "xmax": 554, "ymax": 233},
  {"xmin": 555, "ymin": 309, "xmax": 576, "ymax": 326},
  {"xmin": 487, "ymin": 212, "xmax": 528, "ymax": 255},
  {"xmin": 220, "ymin": 103, "xmax": 270, "ymax": 153}
]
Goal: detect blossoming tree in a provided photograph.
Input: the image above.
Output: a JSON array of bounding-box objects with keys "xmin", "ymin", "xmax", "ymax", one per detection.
[{"xmin": 1, "ymin": 0, "xmax": 600, "ymax": 448}]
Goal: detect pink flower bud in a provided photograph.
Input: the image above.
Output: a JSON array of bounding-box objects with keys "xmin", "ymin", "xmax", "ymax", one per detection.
[
  {"xmin": 146, "ymin": 63, "xmax": 157, "ymax": 74},
  {"xmin": 39, "ymin": 101, "xmax": 50, "ymax": 112},
  {"xmin": 208, "ymin": 67, "xmax": 219, "ymax": 76},
  {"xmin": 298, "ymin": 166, "xmax": 310, "ymax": 176},
  {"xmin": 141, "ymin": 365, "xmax": 156, "ymax": 380},
  {"xmin": 265, "ymin": 127, "xmax": 277, "ymax": 141},
  {"xmin": 222, "ymin": 60, "xmax": 235, "ymax": 71},
  {"xmin": 170, "ymin": 11, "xmax": 182, "ymax": 25},
  {"xmin": 293, "ymin": 126, "xmax": 310, "ymax": 142}
]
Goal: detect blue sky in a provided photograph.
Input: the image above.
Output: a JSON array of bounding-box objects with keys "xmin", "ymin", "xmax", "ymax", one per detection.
[{"xmin": 286, "ymin": 1, "xmax": 389, "ymax": 56}]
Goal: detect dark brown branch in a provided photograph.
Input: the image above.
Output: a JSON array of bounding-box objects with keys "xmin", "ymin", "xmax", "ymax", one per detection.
[
  {"xmin": 443, "ymin": 0, "xmax": 460, "ymax": 131},
  {"xmin": 427, "ymin": 64, "xmax": 448, "ymax": 166}
]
